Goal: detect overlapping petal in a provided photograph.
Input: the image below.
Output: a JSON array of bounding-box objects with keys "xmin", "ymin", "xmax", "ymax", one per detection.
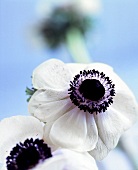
[
  {"xmin": 0, "ymin": 116, "xmax": 43, "ymax": 164},
  {"xmin": 44, "ymin": 107, "xmax": 98, "ymax": 151},
  {"xmin": 87, "ymin": 70, "xmax": 138, "ymax": 159},
  {"xmin": 32, "ymin": 59, "xmax": 72, "ymax": 90},
  {"xmin": 31, "ymin": 149, "xmax": 98, "ymax": 170},
  {"xmin": 0, "ymin": 115, "xmax": 98, "ymax": 170},
  {"xmin": 29, "ymin": 89, "xmax": 73, "ymax": 122},
  {"xmin": 109, "ymin": 72, "xmax": 138, "ymax": 126},
  {"xmin": 89, "ymin": 108, "xmax": 127, "ymax": 160}
]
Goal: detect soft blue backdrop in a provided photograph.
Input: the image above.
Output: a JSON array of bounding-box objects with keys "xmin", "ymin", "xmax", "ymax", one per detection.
[
  {"xmin": 0, "ymin": 1, "xmax": 138, "ymax": 170},
  {"xmin": 0, "ymin": 0, "xmax": 138, "ymax": 119}
]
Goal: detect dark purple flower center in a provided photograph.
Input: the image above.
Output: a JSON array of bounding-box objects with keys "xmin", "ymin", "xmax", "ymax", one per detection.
[
  {"xmin": 79, "ymin": 79, "xmax": 105, "ymax": 101},
  {"xmin": 6, "ymin": 138, "xmax": 52, "ymax": 170},
  {"xmin": 68, "ymin": 69, "xmax": 115, "ymax": 114}
]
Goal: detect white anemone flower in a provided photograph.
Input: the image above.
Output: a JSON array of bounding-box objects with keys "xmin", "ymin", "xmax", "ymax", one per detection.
[
  {"xmin": 0, "ymin": 116, "xmax": 98, "ymax": 170},
  {"xmin": 28, "ymin": 59, "xmax": 138, "ymax": 160}
]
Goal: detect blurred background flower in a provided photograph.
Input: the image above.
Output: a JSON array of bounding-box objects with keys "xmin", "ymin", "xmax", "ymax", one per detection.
[
  {"xmin": 0, "ymin": 0, "xmax": 138, "ymax": 169},
  {"xmin": 29, "ymin": 0, "xmax": 102, "ymax": 63}
]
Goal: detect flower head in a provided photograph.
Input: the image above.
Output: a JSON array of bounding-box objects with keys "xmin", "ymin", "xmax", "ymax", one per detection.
[
  {"xmin": 6, "ymin": 138, "xmax": 52, "ymax": 170},
  {"xmin": 28, "ymin": 59, "xmax": 138, "ymax": 160},
  {"xmin": 0, "ymin": 116, "xmax": 98, "ymax": 170}
]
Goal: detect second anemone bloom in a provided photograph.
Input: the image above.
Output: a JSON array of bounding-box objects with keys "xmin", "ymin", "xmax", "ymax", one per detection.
[
  {"xmin": 0, "ymin": 116, "xmax": 97, "ymax": 170},
  {"xmin": 28, "ymin": 59, "xmax": 138, "ymax": 160}
]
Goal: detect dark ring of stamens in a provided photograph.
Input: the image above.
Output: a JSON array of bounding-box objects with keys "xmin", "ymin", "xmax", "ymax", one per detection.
[
  {"xmin": 68, "ymin": 69, "xmax": 115, "ymax": 114},
  {"xmin": 6, "ymin": 138, "xmax": 52, "ymax": 170}
]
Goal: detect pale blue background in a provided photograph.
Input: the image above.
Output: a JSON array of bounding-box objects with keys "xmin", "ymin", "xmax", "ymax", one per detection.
[
  {"xmin": 1, "ymin": 0, "xmax": 138, "ymax": 119},
  {"xmin": 0, "ymin": 0, "xmax": 138, "ymax": 169}
]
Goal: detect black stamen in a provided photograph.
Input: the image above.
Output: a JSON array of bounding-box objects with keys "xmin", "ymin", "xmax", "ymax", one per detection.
[
  {"xmin": 6, "ymin": 138, "xmax": 52, "ymax": 170},
  {"xmin": 68, "ymin": 69, "xmax": 115, "ymax": 114}
]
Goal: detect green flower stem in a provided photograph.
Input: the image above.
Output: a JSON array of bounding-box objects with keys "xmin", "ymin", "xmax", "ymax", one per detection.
[{"xmin": 65, "ymin": 28, "xmax": 92, "ymax": 63}]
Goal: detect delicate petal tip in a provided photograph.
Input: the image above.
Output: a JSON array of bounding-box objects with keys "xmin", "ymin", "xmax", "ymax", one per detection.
[
  {"xmin": 110, "ymin": 71, "xmax": 138, "ymax": 128},
  {"xmin": 32, "ymin": 58, "xmax": 72, "ymax": 90},
  {"xmin": 28, "ymin": 90, "xmax": 72, "ymax": 122},
  {"xmin": 112, "ymin": 90, "xmax": 138, "ymax": 129},
  {"xmin": 0, "ymin": 116, "xmax": 43, "ymax": 163},
  {"xmin": 92, "ymin": 111, "xmax": 123, "ymax": 160},
  {"xmin": 89, "ymin": 102, "xmax": 138, "ymax": 161},
  {"xmin": 85, "ymin": 62, "xmax": 113, "ymax": 73},
  {"xmin": 88, "ymin": 137, "xmax": 110, "ymax": 160}
]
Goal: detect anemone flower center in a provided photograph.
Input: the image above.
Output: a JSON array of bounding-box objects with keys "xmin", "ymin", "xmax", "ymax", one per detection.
[
  {"xmin": 16, "ymin": 146, "xmax": 39, "ymax": 169},
  {"xmin": 6, "ymin": 138, "xmax": 52, "ymax": 170},
  {"xmin": 68, "ymin": 69, "xmax": 115, "ymax": 114},
  {"xmin": 79, "ymin": 79, "xmax": 105, "ymax": 101}
]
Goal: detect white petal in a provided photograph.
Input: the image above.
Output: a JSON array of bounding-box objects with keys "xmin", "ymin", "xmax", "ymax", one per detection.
[
  {"xmin": 0, "ymin": 164, "xmax": 6, "ymax": 170},
  {"xmin": 67, "ymin": 63, "xmax": 86, "ymax": 76},
  {"xmin": 87, "ymin": 64, "xmax": 138, "ymax": 160},
  {"xmin": 33, "ymin": 155, "xmax": 65, "ymax": 170},
  {"xmin": 33, "ymin": 149, "xmax": 98, "ymax": 170},
  {"xmin": 28, "ymin": 88, "xmax": 69, "ymax": 120},
  {"xmin": 89, "ymin": 136, "xmax": 110, "ymax": 160},
  {"xmin": 0, "ymin": 116, "xmax": 43, "ymax": 164},
  {"xmin": 49, "ymin": 107, "xmax": 87, "ymax": 151},
  {"xmin": 29, "ymin": 88, "xmax": 69, "ymax": 103},
  {"xmin": 84, "ymin": 112, "xmax": 98, "ymax": 150},
  {"xmin": 108, "ymin": 67, "xmax": 137, "ymax": 93},
  {"xmin": 43, "ymin": 121, "xmax": 60, "ymax": 151},
  {"xmin": 29, "ymin": 90, "xmax": 73, "ymax": 122},
  {"xmin": 112, "ymin": 91, "xmax": 138, "ymax": 130},
  {"xmin": 89, "ymin": 107, "xmax": 132, "ymax": 160},
  {"xmin": 110, "ymin": 72, "xmax": 138, "ymax": 127},
  {"xmin": 48, "ymin": 107, "xmax": 98, "ymax": 151},
  {"xmin": 52, "ymin": 149, "xmax": 98, "ymax": 170},
  {"xmin": 32, "ymin": 59, "xmax": 72, "ymax": 90},
  {"xmin": 85, "ymin": 62, "xmax": 113, "ymax": 74},
  {"xmin": 43, "ymin": 114, "xmax": 98, "ymax": 152}
]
